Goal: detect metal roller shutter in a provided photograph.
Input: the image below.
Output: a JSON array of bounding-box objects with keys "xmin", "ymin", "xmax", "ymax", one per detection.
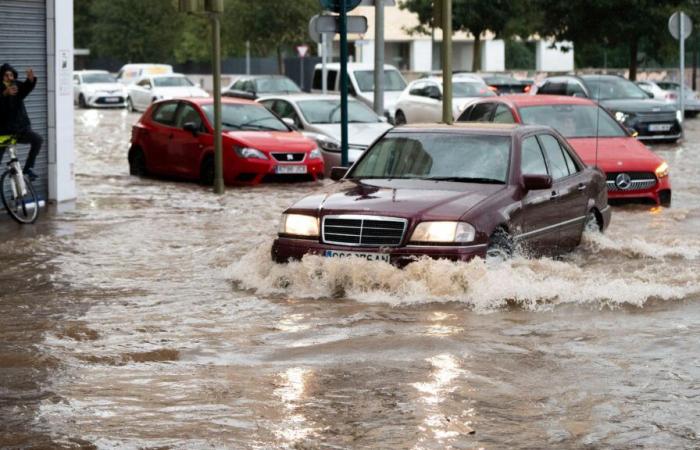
[{"xmin": 0, "ymin": 0, "xmax": 48, "ymax": 203}]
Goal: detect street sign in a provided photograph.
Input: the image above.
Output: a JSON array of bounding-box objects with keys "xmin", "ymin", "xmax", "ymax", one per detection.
[
  {"xmin": 319, "ymin": 0, "xmax": 362, "ymax": 13},
  {"xmin": 296, "ymin": 45, "xmax": 309, "ymax": 57},
  {"xmin": 312, "ymin": 14, "xmax": 368, "ymax": 34},
  {"xmin": 359, "ymin": 0, "xmax": 396, "ymax": 5},
  {"xmin": 669, "ymin": 11, "xmax": 692, "ymax": 40}
]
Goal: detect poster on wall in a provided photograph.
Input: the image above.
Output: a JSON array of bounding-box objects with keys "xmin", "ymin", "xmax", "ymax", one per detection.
[{"xmin": 58, "ymin": 49, "xmax": 72, "ymax": 96}]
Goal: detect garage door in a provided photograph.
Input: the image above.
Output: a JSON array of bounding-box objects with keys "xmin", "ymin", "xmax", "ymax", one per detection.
[{"xmin": 0, "ymin": 0, "xmax": 48, "ymax": 202}]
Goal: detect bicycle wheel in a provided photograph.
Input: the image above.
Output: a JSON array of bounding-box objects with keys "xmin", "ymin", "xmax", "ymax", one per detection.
[{"xmin": 1, "ymin": 170, "xmax": 39, "ymax": 224}]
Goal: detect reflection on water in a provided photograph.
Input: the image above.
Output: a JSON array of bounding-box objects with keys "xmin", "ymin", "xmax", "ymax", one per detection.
[{"xmin": 0, "ymin": 109, "xmax": 698, "ymax": 448}]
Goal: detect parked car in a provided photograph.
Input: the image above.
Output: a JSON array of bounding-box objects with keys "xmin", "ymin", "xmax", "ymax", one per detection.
[
  {"xmin": 126, "ymin": 74, "xmax": 209, "ymax": 112},
  {"xmin": 116, "ymin": 63, "xmax": 173, "ymax": 85},
  {"xmin": 393, "ymin": 76, "xmax": 495, "ymax": 124},
  {"xmin": 311, "ymin": 63, "xmax": 408, "ymax": 122},
  {"xmin": 536, "ymin": 75, "xmax": 682, "ymax": 142},
  {"xmin": 128, "ymin": 98, "xmax": 324, "ymax": 185},
  {"xmin": 458, "ymin": 95, "xmax": 672, "ymax": 206},
  {"xmin": 258, "ymin": 94, "xmax": 392, "ymax": 176},
  {"xmin": 271, "ymin": 123, "xmax": 610, "ymax": 267},
  {"xmin": 636, "ymin": 80, "xmax": 700, "ymax": 118},
  {"xmin": 73, "ymin": 70, "xmax": 128, "ymax": 108},
  {"xmin": 223, "ymin": 75, "xmax": 302, "ymax": 99},
  {"xmin": 221, "ymin": 75, "xmax": 243, "ymax": 93}
]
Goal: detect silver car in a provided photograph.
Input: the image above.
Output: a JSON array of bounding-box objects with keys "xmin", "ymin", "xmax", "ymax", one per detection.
[
  {"xmin": 258, "ymin": 94, "xmax": 392, "ymax": 175},
  {"xmin": 637, "ymin": 80, "xmax": 700, "ymax": 117}
]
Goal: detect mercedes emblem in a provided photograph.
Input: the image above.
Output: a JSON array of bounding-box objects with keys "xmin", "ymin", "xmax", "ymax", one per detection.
[{"xmin": 615, "ymin": 172, "xmax": 632, "ymax": 190}]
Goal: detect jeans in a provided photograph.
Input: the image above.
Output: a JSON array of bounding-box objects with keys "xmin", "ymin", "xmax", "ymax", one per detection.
[{"xmin": 15, "ymin": 129, "xmax": 43, "ymax": 171}]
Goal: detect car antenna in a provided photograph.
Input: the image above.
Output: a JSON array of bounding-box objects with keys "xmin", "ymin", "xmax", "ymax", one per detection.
[{"xmin": 594, "ymin": 73, "xmax": 601, "ymax": 169}]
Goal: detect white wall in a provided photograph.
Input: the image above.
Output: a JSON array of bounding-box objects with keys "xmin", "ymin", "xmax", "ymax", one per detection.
[
  {"xmin": 410, "ymin": 40, "xmax": 432, "ymax": 72},
  {"xmin": 536, "ymin": 40, "xmax": 574, "ymax": 72},
  {"xmin": 481, "ymin": 39, "xmax": 505, "ymax": 72},
  {"xmin": 47, "ymin": 0, "xmax": 76, "ymax": 202}
]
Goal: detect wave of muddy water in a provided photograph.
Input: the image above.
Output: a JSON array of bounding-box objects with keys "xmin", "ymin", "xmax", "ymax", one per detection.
[{"xmin": 0, "ymin": 109, "xmax": 698, "ymax": 448}]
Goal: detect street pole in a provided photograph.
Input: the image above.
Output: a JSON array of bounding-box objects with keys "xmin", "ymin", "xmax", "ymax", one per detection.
[
  {"xmin": 212, "ymin": 12, "xmax": 224, "ymax": 194},
  {"xmin": 373, "ymin": 0, "xmax": 385, "ymax": 117},
  {"xmin": 246, "ymin": 40, "xmax": 251, "ymax": 75},
  {"xmin": 441, "ymin": 0, "xmax": 453, "ymax": 124},
  {"xmin": 322, "ymin": 33, "xmax": 328, "ymax": 94},
  {"xmin": 680, "ymin": 14, "xmax": 686, "ymax": 123},
  {"xmin": 340, "ymin": 0, "xmax": 349, "ymax": 166}
]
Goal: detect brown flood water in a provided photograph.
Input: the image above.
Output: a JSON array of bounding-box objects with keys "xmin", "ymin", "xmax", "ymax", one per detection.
[{"xmin": 0, "ymin": 108, "xmax": 699, "ymax": 449}]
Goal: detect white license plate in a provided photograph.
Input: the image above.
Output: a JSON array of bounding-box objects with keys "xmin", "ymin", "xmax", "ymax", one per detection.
[
  {"xmin": 648, "ymin": 123, "xmax": 672, "ymax": 132},
  {"xmin": 276, "ymin": 165, "xmax": 307, "ymax": 174},
  {"xmin": 324, "ymin": 250, "xmax": 390, "ymax": 262},
  {"xmin": 104, "ymin": 97, "xmax": 121, "ymax": 103}
]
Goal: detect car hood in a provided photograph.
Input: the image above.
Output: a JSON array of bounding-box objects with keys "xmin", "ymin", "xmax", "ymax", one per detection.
[
  {"xmin": 357, "ymin": 90, "xmax": 403, "ymax": 111},
  {"xmin": 152, "ymin": 86, "xmax": 209, "ymax": 97},
  {"xmin": 225, "ymin": 130, "xmax": 315, "ymax": 152},
  {"xmin": 568, "ymin": 137, "xmax": 664, "ymax": 172},
  {"xmin": 599, "ymin": 98, "xmax": 676, "ymax": 113},
  {"xmin": 82, "ymin": 83, "xmax": 125, "ymax": 92},
  {"xmin": 310, "ymin": 123, "xmax": 392, "ymax": 147},
  {"xmin": 290, "ymin": 179, "xmax": 504, "ymax": 220}
]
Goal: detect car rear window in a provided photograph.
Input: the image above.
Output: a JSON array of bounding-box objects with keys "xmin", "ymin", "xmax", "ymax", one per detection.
[
  {"xmin": 154, "ymin": 76, "xmax": 193, "ymax": 87},
  {"xmin": 519, "ymin": 104, "xmax": 627, "ymax": 138}
]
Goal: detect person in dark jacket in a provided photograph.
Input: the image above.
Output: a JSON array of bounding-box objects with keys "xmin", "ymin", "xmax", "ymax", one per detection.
[{"xmin": 0, "ymin": 63, "xmax": 42, "ymax": 180}]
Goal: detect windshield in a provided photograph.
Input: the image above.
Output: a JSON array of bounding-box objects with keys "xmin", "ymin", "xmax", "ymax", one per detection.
[
  {"xmin": 354, "ymin": 70, "xmax": 407, "ymax": 92},
  {"xmin": 453, "ymin": 82, "xmax": 496, "ymax": 98},
  {"xmin": 297, "ymin": 99, "xmax": 380, "ymax": 124},
  {"xmin": 202, "ymin": 103, "xmax": 289, "ymax": 132},
  {"xmin": 348, "ymin": 133, "xmax": 511, "ymax": 183},
  {"xmin": 153, "ymin": 76, "xmax": 194, "ymax": 87},
  {"xmin": 519, "ymin": 104, "xmax": 627, "ymax": 138},
  {"xmin": 584, "ymin": 77, "xmax": 648, "ymax": 100},
  {"xmin": 83, "ymin": 73, "xmax": 117, "ymax": 84},
  {"xmin": 255, "ymin": 77, "xmax": 301, "ymax": 94},
  {"xmin": 482, "ymin": 75, "xmax": 520, "ymax": 85}
]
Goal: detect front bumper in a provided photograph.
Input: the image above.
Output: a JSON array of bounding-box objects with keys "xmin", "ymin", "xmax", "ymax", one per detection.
[
  {"xmin": 631, "ymin": 119, "xmax": 682, "ymax": 141},
  {"xmin": 85, "ymin": 94, "xmax": 127, "ymax": 108},
  {"xmin": 606, "ymin": 173, "xmax": 671, "ymax": 204},
  {"xmin": 271, "ymin": 237, "xmax": 488, "ymax": 267},
  {"xmin": 224, "ymin": 158, "xmax": 325, "ymax": 185}
]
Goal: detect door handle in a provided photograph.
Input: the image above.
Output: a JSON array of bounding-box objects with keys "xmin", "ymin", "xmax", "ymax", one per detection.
[{"xmin": 577, "ymin": 183, "xmax": 587, "ymax": 191}]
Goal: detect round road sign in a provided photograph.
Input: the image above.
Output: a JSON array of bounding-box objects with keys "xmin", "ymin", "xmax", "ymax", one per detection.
[
  {"xmin": 319, "ymin": 0, "xmax": 363, "ymax": 13},
  {"xmin": 669, "ymin": 11, "xmax": 692, "ymax": 40}
]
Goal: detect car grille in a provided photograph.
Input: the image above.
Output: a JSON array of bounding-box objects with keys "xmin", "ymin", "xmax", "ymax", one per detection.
[
  {"xmin": 95, "ymin": 96, "xmax": 125, "ymax": 104},
  {"xmin": 606, "ymin": 172, "xmax": 657, "ymax": 191},
  {"xmin": 322, "ymin": 215, "xmax": 407, "ymax": 247},
  {"xmin": 635, "ymin": 112, "xmax": 677, "ymax": 122},
  {"xmin": 271, "ymin": 152, "xmax": 305, "ymax": 162}
]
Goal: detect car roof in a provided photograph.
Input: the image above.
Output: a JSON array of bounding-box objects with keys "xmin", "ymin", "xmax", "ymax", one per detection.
[
  {"xmin": 494, "ymin": 94, "xmax": 596, "ymax": 107},
  {"xmin": 257, "ymin": 93, "xmax": 356, "ymax": 102},
  {"xmin": 75, "ymin": 70, "xmax": 109, "ymax": 74},
  {"xmin": 394, "ymin": 122, "xmax": 548, "ymax": 137},
  {"xmin": 179, "ymin": 97, "xmax": 258, "ymax": 106},
  {"xmin": 119, "ymin": 63, "xmax": 172, "ymax": 69},
  {"xmin": 412, "ymin": 76, "xmax": 485, "ymax": 84},
  {"xmin": 314, "ymin": 63, "xmax": 399, "ymax": 71}
]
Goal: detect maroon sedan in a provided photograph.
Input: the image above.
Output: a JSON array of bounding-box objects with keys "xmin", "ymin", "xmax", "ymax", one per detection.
[{"xmin": 272, "ymin": 123, "xmax": 611, "ymax": 266}]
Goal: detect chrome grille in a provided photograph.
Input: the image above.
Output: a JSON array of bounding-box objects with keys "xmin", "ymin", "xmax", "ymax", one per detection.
[
  {"xmin": 271, "ymin": 152, "xmax": 305, "ymax": 162},
  {"xmin": 322, "ymin": 215, "xmax": 407, "ymax": 247},
  {"xmin": 606, "ymin": 172, "xmax": 657, "ymax": 192},
  {"xmin": 636, "ymin": 112, "xmax": 676, "ymax": 122}
]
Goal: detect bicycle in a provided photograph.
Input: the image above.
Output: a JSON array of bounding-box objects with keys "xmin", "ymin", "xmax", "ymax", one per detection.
[{"xmin": 0, "ymin": 135, "xmax": 39, "ymax": 224}]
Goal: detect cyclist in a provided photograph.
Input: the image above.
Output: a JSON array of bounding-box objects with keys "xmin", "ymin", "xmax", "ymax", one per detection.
[{"xmin": 0, "ymin": 63, "xmax": 42, "ymax": 181}]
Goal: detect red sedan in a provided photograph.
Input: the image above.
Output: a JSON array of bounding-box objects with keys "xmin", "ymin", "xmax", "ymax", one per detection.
[
  {"xmin": 128, "ymin": 97, "xmax": 324, "ymax": 185},
  {"xmin": 458, "ymin": 95, "xmax": 672, "ymax": 205}
]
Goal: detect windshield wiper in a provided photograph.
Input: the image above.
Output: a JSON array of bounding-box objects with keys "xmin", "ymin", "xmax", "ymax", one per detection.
[{"xmin": 420, "ymin": 176, "xmax": 505, "ymax": 184}]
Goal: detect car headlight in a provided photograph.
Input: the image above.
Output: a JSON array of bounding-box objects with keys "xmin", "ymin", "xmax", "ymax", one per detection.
[
  {"xmin": 614, "ymin": 111, "xmax": 630, "ymax": 123},
  {"xmin": 655, "ymin": 161, "xmax": 669, "ymax": 179},
  {"xmin": 279, "ymin": 213, "xmax": 319, "ymax": 237},
  {"xmin": 316, "ymin": 135, "xmax": 341, "ymax": 152},
  {"xmin": 409, "ymin": 221, "xmax": 476, "ymax": 244},
  {"xmin": 234, "ymin": 146, "xmax": 268, "ymax": 160},
  {"xmin": 309, "ymin": 148, "xmax": 322, "ymax": 160}
]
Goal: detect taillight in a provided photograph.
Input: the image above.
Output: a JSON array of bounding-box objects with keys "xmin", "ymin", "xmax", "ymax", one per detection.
[
  {"xmin": 666, "ymin": 92, "xmax": 677, "ymax": 100},
  {"xmin": 523, "ymin": 85, "xmax": 531, "ymax": 93},
  {"xmin": 488, "ymin": 86, "xmax": 498, "ymax": 93}
]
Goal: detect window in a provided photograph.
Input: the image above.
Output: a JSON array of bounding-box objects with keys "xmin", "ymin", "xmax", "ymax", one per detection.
[
  {"xmin": 469, "ymin": 103, "xmax": 495, "ymax": 121},
  {"xmin": 409, "ymin": 81, "xmax": 426, "ymax": 96},
  {"xmin": 312, "ymin": 70, "xmax": 322, "ymax": 90},
  {"xmin": 232, "ymin": 79, "xmax": 246, "ymax": 91},
  {"xmin": 518, "ymin": 104, "xmax": 627, "ymax": 138},
  {"xmin": 560, "ymin": 143, "xmax": 579, "ymax": 174},
  {"xmin": 152, "ymin": 102, "xmax": 179, "ymax": 126},
  {"xmin": 174, "ymin": 103, "xmax": 203, "ymax": 129},
  {"xmin": 424, "ymin": 83, "xmax": 441, "ymax": 99},
  {"xmin": 566, "ymin": 81, "xmax": 587, "ymax": 97},
  {"xmin": 137, "ymin": 78, "xmax": 152, "ymax": 88},
  {"xmin": 493, "ymin": 105, "xmax": 515, "ymax": 123},
  {"xmin": 73, "ymin": 75, "xmax": 80, "ymax": 84},
  {"xmin": 539, "ymin": 81, "xmax": 567, "ymax": 95},
  {"xmin": 201, "ymin": 103, "xmax": 289, "ymax": 132},
  {"xmin": 153, "ymin": 76, "xmax": 193, "ymax": 87},
  {"xmin": 297, "ymin": 99, "xmax": 379, "ymax": 124},
  {"xmin": 271, "ymin": 100, "xmax": 300, "ymax": 126},
  {"xmin": 327, "ymin": 70, "xmax": 338, "ymax": 91},
  {"xmin": 520, "ymin": 137, "xmax": 548, "ymax": 175},
  {"xmin": 456, "ymin": 105, "xmax": 474, "ymax": 122},
  {"xmin": 538, "ymin": 134, "xmax": 570, "ymax": 179}
]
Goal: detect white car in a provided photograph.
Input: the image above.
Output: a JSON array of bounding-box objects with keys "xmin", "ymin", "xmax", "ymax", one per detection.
[
  {"xmin": 73, "ymin": 70, "xmax": 128, "ymax": 108},
  {"xmin": 311, "ymin": 63, "xmax": 407, "ymax": 122},
  {"xmin": 116, "ymin": 63, "xmax": 173, "ymax": 85},
  {"xmin": 637, "ymin": 80, "xmax": 700, "ymax": 117},
  {"xmin": 258, "ymin": 94, "xmax": 392, "ymax": 175},
  {"xmin": 126, "ymin": 74, "xmax": 209, "ymax": 112},
  {"xmin": 393, "ymin": 76, "xmax": 496, "ymax": 124}
]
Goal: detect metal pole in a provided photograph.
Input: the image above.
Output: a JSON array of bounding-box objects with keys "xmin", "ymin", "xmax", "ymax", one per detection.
[
  {"xmin": 340, "ymin": 0, "xmax": 349, "ymax": 166},
  {"xmin": 373, "ymin": 0, "xmax": 385, "ymax": 116},
  {"xmin": 246, "ymin": 40, "xmax": 251, "ymax": 75},
  {"xmin": 322, "ymin": 33, "xmax": 328, "ymax": 94},
  {"xmin": 441, "ymin": 0, "xmax": 453, "ymax": 124},
  {"xmin": 680, "ymin": 13, "xmax": 686, "ymax": 123},
  {"xmin": 212, "ymin": 13, "xmax": 224, "ymax": 194}
]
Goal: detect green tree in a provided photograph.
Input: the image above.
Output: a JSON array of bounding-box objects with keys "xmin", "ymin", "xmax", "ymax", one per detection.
[{"xmin": 74, "ymin": 0, "xmax": 96, "ymax": 50}]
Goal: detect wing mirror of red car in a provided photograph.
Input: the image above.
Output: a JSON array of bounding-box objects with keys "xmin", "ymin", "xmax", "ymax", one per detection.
[
  {"xmin": 330, "ymin": 166, "xmax": 349, "ymax": 181},
  {"xmin": 183, "ymin": 122, "xmax": 199, "ymax": 136},
  {"xmin": 521, "ymin": 174, "xmax": 553, "ymax": 191}
]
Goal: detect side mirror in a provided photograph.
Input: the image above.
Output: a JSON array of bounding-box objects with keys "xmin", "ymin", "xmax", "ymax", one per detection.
[
  {"xmin": 282, "ymin": 117, "xmax": 298, "ymax": 130},
  {"xmin": 330, "ymin": 166, "xmax": 349, "ymax": 181},
  {"xmin": 429, "ymin": 91, "xmax": 442, "ymax": 100},
  {"xmin": 521, "ymin": 174, "xmax": 552, "ymax": 191},
  {"xmin": 183, "ymin": 122, "xmax": 199, "ymax": 135},
  {"xmin": 646, "ymin": 91, "xmax": 654, "ymax": 99}
]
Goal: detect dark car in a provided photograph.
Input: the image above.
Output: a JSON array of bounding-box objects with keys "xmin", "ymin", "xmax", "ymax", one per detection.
[
  {"xmin": 223, "ymin": 75, "xmax": 302, "ymax": 100},
  {"xmin": 272, "ymin": 123, "xmax": 611, "ymax": 267},
  {"xmin": 536, "ymin": 75, "xmax": 682, "ymax": 142}
]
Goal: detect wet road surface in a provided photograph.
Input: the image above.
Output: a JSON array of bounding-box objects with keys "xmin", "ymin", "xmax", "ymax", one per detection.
[{"xmin": 0, "ymin": 108, "xmax": 699, "ymax": 448}]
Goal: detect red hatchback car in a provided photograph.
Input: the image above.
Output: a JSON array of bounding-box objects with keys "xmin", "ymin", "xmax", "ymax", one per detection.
[
  {"xmin": 128, "ymin": 97, "xmax": 324, "ymax": 185},
  {"xmin": 458, "ymin": 95, "xmax": 672, "ymax": 205}
]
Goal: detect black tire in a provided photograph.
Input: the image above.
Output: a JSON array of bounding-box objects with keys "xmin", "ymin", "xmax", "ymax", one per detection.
[
  {"xmin": 78, "ymin": 94, "xmax": 87, "ymax": 108},
  {"xmin": 199, "ymin": 155, "xmax": 214, "ymax": 186},
  {"xmin": 486, "ymin": 228, "xmax": 514, "ymax": 260},
  {"xmin": 584, "ymin": 210, "xmax": 601, "ymax": 233},
  {"xmin": 129, "ymin": 147, "xmax": 148, "ymax": 176},
  {"xmin": 394, "ymin": 110, "xmax": 407, "ymax": 126},
  {"xmin": 659, "ymin": 190, "xmax": 672, "ymax": 207},
  {"xmin": 1, "ymin": 171, "xmax": 39, "ymax": 224},
  {"xmin": 685, "ymin": 111, "xmax": 698, "ymax": 119},
  {"xmin": 126, "ymin": 97, "xmax": 135, "ymax": 113}
]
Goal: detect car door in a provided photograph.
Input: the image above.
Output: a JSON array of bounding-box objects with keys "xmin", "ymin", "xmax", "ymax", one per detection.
[
  {"xmin": 168, "ymin": 102, "xmax": 206, "ymax": 178},
  {"xmin": 422, "ymin": 82, "xmax": 443, "ymax": 122},
  {"xmin": 146, "ymin": 101, "xmax": 180, "ymax": 174},
  {"xmin": 538, "ymin": 134, "xmax": 590, "ymax": 247},
  {"xmin": 132, "ymin": 78, "xmax": 152, "ymax": 111},
  {"xmin": 518, "ymin": 135, "xmax": 563, "ymax": 252}
]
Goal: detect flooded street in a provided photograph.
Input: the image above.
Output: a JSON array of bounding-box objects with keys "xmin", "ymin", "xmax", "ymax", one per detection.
[{"xmin": 1, "ymin": 108, "xmax": 699, "ymax": 449}]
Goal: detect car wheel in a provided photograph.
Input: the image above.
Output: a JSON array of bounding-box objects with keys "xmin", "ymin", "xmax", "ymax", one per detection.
[
  {"xmin": 486, "ymin": 228, "xmax": 514, "ymax": 260},
  {"xmin": 78, "ymin": 94, "xmax": 87, "ymax": 108},
  {"xmin": 659, "ymin": 190, "xmax": 672, "ymax": 207},
  {"xmin": 129, "ymin": 147, "xmax": 148, "ymax": 176},
  {"xmin": 395, "ymin": 110, "xmax": 407, "ymax": 126},
  {"xmin": 199, "ymin": 155, "xmax": 215, "ymax": 186},
  {"xmin": 584, "ymin": 210, "xmax": 601, "ymax": 232},
  {"xmin": 127, "ymin": 97, "xmax": 135, "ymax": 113}
]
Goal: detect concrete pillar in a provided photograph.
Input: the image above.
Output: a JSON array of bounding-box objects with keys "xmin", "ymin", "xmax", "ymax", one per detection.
[{"xmin": 536, "ymin": 40, "xmax": 574, "ymax": 72}]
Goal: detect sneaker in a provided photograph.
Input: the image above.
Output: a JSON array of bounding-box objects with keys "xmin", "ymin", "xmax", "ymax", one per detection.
[{"xmin": 23, "ymin": 168, "xmax": 38, "ymax": 181}]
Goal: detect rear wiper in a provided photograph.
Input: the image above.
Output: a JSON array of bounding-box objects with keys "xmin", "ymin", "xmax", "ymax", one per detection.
[{"xmin": 421, "ymin": 176, "xmax": 505, "ymax": 184}]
